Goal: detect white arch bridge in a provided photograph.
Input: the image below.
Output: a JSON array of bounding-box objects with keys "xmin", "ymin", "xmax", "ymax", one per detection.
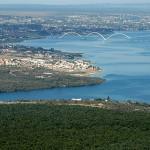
[{"xmin": 59, "ymin": 32, "xmax": 131, "ymax": 40}]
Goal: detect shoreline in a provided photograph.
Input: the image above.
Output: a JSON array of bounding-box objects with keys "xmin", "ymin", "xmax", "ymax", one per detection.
[
  {"xmin": 0, "ymin": 65, "xmax": 104, "ymax": 93},
  {"xmin": 0, "ymin": 44, "xmax": 104, "ymax": 93},
  {"xmin": 0, "ymin": 99, "xmax": 149, "ymax": 112},
  {"xmin": 0, "ymin": 78, "xmax": 105, "ymax": 94}
]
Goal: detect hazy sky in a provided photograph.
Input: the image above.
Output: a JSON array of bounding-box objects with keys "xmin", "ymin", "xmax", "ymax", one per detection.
[{"xmin": 0, "ymin": 0, "xmax": 149, "ymax": 4}]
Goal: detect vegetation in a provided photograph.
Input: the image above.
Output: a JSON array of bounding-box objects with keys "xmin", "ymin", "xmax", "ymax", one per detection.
[
  {"xmin": 0, "ymin": 66, "xmax": 103, "ymax": 92},
  {"xmin": 0, "ymin": 102, "xmax": 150, "ymax": 150}
]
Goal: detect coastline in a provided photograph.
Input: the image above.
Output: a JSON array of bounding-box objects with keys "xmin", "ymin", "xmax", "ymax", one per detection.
[
  {"xmin": 0, "ymin": 79, "xmax": 104, "ymax": 94},
  {"xmin": 0, "ymin": 44, "xmax": 104, "ymax": 93},
  {"xmin": 0, "ymin": 99, "xmax": 149, "ymax": 112},
  {"xmin": 0, "ymin": 66, "xmax": 104, "ymax": 93}
]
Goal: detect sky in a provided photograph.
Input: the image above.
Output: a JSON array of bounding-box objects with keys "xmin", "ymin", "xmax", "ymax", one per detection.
[{"xmin": 0, "ymin": 0, "xmax": 149, "ymax": 5}]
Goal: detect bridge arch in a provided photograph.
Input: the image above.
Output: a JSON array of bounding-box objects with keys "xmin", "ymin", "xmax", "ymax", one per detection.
[
  {"xmin": 86, "ymin": 32, "xmax": 106, "ymax": 40},
  {"xmin": 59, "ymin": 32, "xmax": 82, "ymax": 38},
  {"xmin": 58, "ymin": 32, "xmax": 131, "ymax": 41},
  {"xmin": 106, "ymin": 33, "xmax": 131, "ymax": 40}
]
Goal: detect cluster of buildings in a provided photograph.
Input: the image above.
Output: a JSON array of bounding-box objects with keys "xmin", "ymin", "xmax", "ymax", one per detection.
[
  {"xmin": 1, "ymin": 13, "xmax": 150, "ymax": 44},
  {"xmin": 0, "ymin": 48, "xmax": 99, "ymax": 74},
  {"xmin": 53, "ymin": 59, "xmax": 98, "ymax": 73},
  {"xmin": 41, "ymin": 14, "xmax": 150, "ymax": 33}
]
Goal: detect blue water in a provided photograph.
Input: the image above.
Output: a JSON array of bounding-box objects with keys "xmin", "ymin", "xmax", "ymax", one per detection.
[{"xmin": 0, "ymin": 31, "xmax": 150, "ymax": 102}]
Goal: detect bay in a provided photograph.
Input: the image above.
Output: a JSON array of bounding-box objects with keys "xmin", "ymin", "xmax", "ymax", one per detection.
[{"xmin": 0, "ymin": 31, "xmax": 150, "ymax": 103}]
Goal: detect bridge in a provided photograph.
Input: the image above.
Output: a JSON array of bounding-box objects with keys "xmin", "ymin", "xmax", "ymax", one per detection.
[
  {"xmin": 59, "ymin": 32, "xmax": 131, "ymax": 41},
  {"xmin": 59, "ymin": 32, "xmax": 82, "ymax": 39},
  {"xmin": 86, "ymin": 32, "xmax": 106, "ymax": 40},
  {"xmin": 106, "ymin": 33, "xmax": 131, "ymax": 40}
]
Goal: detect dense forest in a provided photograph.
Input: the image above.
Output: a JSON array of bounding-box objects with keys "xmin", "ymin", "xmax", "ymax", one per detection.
[{"xmin": 0, "ymin": 103, "xmax": 150, "ymax": 150}]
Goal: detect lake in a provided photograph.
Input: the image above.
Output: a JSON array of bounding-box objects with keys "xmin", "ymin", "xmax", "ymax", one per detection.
[{"xmin": 0, "ymin": 31, "xmax": 150, "ymax": 103}]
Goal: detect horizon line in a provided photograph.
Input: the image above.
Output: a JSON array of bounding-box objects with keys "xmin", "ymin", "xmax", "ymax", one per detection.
[{"xmin": 0, "ymin": 3, "xmax": 150, "ymax": 5}]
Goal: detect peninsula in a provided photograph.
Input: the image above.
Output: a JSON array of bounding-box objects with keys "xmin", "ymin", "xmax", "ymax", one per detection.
[{"xmin": 0, "ymin": 44, "xmax": 103, "ymax": 92}]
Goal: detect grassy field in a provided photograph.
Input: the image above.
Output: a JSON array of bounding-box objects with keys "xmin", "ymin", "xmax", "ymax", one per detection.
[
  {"xmin": 0, "ymin": 66, "xmax": 103, "ymax": 92},
  {"xmin": 0, "ymin": 101, "xmax": 150, "ymax": 150}
]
